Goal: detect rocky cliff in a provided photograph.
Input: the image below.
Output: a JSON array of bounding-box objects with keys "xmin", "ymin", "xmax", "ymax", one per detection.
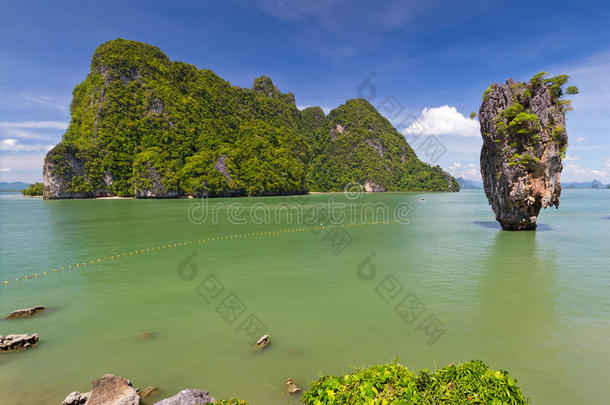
[
  {"xmin": 44, "ymin": 38, "xmax": 459, "ymax": 198},
  {"xmin": 479, "ymin": 73, "xmax": 577, "ymax": 230}
]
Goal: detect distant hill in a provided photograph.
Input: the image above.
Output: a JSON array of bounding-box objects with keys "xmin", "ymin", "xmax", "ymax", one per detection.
[
  {"xmin": 0, "ymin": 182, "xmax": 31, "ymax": 191},
  {"xmin": 563, "ymin": 180, "xmax": 610, "ymax": 189},
  {"xmin": 455, "ymin": 177, "xmax": 609, "ymax": 190},
  {"xmin": 456, "ymin": 177, "xmax": 483, "ymax": 189}
]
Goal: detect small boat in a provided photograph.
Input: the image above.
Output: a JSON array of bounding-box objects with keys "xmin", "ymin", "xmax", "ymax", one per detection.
[{"xmin": 420, "ymin": 198, "xmax": 425, "ymax": 203}]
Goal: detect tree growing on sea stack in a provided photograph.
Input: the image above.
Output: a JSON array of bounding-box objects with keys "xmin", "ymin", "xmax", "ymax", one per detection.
[{"xmin": 479, "ymin": 72, "xmax": 578, "ymax": 230}]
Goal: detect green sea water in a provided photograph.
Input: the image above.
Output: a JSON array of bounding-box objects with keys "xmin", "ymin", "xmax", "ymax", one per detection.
[{"xmin": 0, "ymin": 190, "xmax": 609, "ymax": 404}]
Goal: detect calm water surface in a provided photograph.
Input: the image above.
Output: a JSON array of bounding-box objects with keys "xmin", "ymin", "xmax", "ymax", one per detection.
[{"xmin": 0, "ymin": 190, "xmax": 609, "ymax": 404}]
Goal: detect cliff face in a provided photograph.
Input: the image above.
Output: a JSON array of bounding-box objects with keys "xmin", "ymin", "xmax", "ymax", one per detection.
[
  {"xmin": 479, "ymin": 75, "xmax": 570, "ymax": 230},
  {"xmin": 44, "ymin": 38, "xmax": 459, "ymax": 199},
  {"xmin": 43, "ymin": 144, "xmax": 114, "ymax": 198}
]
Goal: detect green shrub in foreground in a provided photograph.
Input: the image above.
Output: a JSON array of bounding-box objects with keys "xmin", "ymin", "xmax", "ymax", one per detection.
[{"xmin": 302, "ymin": 360, "xmax": 529, "ymax": 405}]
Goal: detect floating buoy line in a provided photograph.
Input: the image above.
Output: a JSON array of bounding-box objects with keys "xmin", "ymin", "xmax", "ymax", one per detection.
[{"xmin": 2, "ymin": 220, "xmax": 401, "ymax": 287}]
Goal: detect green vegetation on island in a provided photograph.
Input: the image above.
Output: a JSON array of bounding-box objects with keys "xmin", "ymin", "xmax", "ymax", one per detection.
[
  {"xmin": 21, "ymin": 182, "xmax": 43, "ymax": 196},
  {"xmin": 43, "ymin": 39, "xmax": 458, "ymax": 199},
  {"xmin": 486, "ymin": 72, "xmax": 577, "ymax": 172}
]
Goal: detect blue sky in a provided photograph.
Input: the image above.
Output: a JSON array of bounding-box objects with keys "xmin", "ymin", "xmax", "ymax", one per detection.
[{"xmin": 1, "ymin": 0, "xmax": 609, "ymax": 183}]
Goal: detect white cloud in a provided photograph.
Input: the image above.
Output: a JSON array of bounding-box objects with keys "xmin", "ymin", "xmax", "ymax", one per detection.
[
  {"xmin": 20, "ymin": 94, "xmax": 68, "ymax": 112},
  {"xmin": 403, "ymin": 105, "xmax": 479, "ymax": 137},
  {"xmin": 0, "ymin": 128, "xmax": 54, "ymax": 141},
  {"xmin": 0, "ymin": 153, "xmax": 46, "ymax": 170},
  {"xmin": 0, "ymin": 153, "xmax": 46, "ymax": 182},
  {"xmin": 0, "ymin": 121, "xmax": 68, "ymax": 129},
  {"xmin": 446, "ymin": 161, "xmax": 480, "ymax": 180},
  {"xmin": 563, "ymin": 51, "xmax": 610, "ymax": 113},
  {"xmin": 1, "ymin": 139, "xmax": 17, "ymax": 148},
  {"xmin": 0, "ymin": 121, "xmax": 67, "ymax": 141},
  {"xmin": 250, "ymin": 0, "xmax": 414, "ymax": 32},
  {"xmin": 0, "ymin": 138, "xmax": 54, "ymax": 152},
  {"xmin": 574, "ymin": 136, "xmax": 587, "ymax": 143},
  {"xmin": 564, "ymin": 154, "xmax": 578, "ymax": 161},
  {"xmin": 569, "ymin": 145, "xmax": 610, "ymax": 150},
  {"xmin": 564, "ymin": 163, "xmax": 608, "ymax": 181}
]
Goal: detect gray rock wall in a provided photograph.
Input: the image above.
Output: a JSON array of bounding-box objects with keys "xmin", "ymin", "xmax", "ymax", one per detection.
[{"xmin": 479, "ymin": 78, "xmax": 567, "ymax": 230}]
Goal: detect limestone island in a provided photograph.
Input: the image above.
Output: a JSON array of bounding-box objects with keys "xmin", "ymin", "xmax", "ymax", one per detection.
[{"xmin": 43, "ymin": 39, "xmax": 459, "ymax": 199}]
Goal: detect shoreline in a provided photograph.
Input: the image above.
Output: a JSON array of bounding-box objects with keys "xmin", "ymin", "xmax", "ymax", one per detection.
[{"xmin": 40, "ymin": 190, "xmax": 464, "ymax": 201}]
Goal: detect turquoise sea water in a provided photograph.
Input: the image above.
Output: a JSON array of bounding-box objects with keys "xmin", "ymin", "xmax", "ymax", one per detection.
[{"xmin": 0, "ymin": 190, "xmax": 609, "ymax": 404}]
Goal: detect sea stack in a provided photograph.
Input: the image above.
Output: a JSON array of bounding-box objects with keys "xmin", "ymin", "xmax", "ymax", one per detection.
[{"xmin": 479, "ymin": 73, "xmax": 577, "ymax": 230}]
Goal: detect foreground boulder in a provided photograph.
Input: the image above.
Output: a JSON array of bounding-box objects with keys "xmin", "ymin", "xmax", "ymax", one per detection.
[
  {"xmin": 62, "ymin": 391, "xmax": 90, "ymax": 405},
  {"xmin": 479, "ymin": 73, "xmax": 577, "ymax": 230},
  {"xmin": 5, "ymin": 306, "xmax": 45, "ymax": 319},
  {"xmin": 153, "ymin": 389, "xmax": 215, "ymax": 405},
  {"xmin": 87, "ymin": 374, "xmax": 140, "ymax": 405},
  {"xmin": 0, "ymin": 333, "xmax": 39, "ymax": 351}
]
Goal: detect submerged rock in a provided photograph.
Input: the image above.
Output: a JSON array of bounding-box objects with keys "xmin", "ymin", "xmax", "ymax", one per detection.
[
  {"xmin": 286, "ymin": 378, "xmax": 302, "ymax": 394},
  {"xmin": 62, "ymin": 391, "xmax": 90, "ymax": 405},
  {"xmin": 0, "ymin": 333, "xmax": 39, "ymax": 351},
  {"xmin": 479, "ymin": 74, "xmax": 575, "ymax": 230},
  {"xmin": 87, "ymin": 374, "xmax": 140, "ymax": 405},
  {"xmin": 139, "ymin": 386, "xmax": 159, "ymax": 399},
  {"xmin": 5, "ymin": 306, "xmax": 45, "ymax": 319},
  {"xmin": 153, "ymin": 389, "xmax": 215, "ymax": 405},
  {"xmin": 138, "ymin": 332, "xmax": 154, "ymax": 341},
  {"xmin": 253, "ymin": 334, "xmax": 270, "ymax": 351}
]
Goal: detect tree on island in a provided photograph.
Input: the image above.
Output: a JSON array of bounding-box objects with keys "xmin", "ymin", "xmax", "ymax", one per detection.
[{"xmin": 22, "ymin": 182, "xmax": 43, "ymax": 196}]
